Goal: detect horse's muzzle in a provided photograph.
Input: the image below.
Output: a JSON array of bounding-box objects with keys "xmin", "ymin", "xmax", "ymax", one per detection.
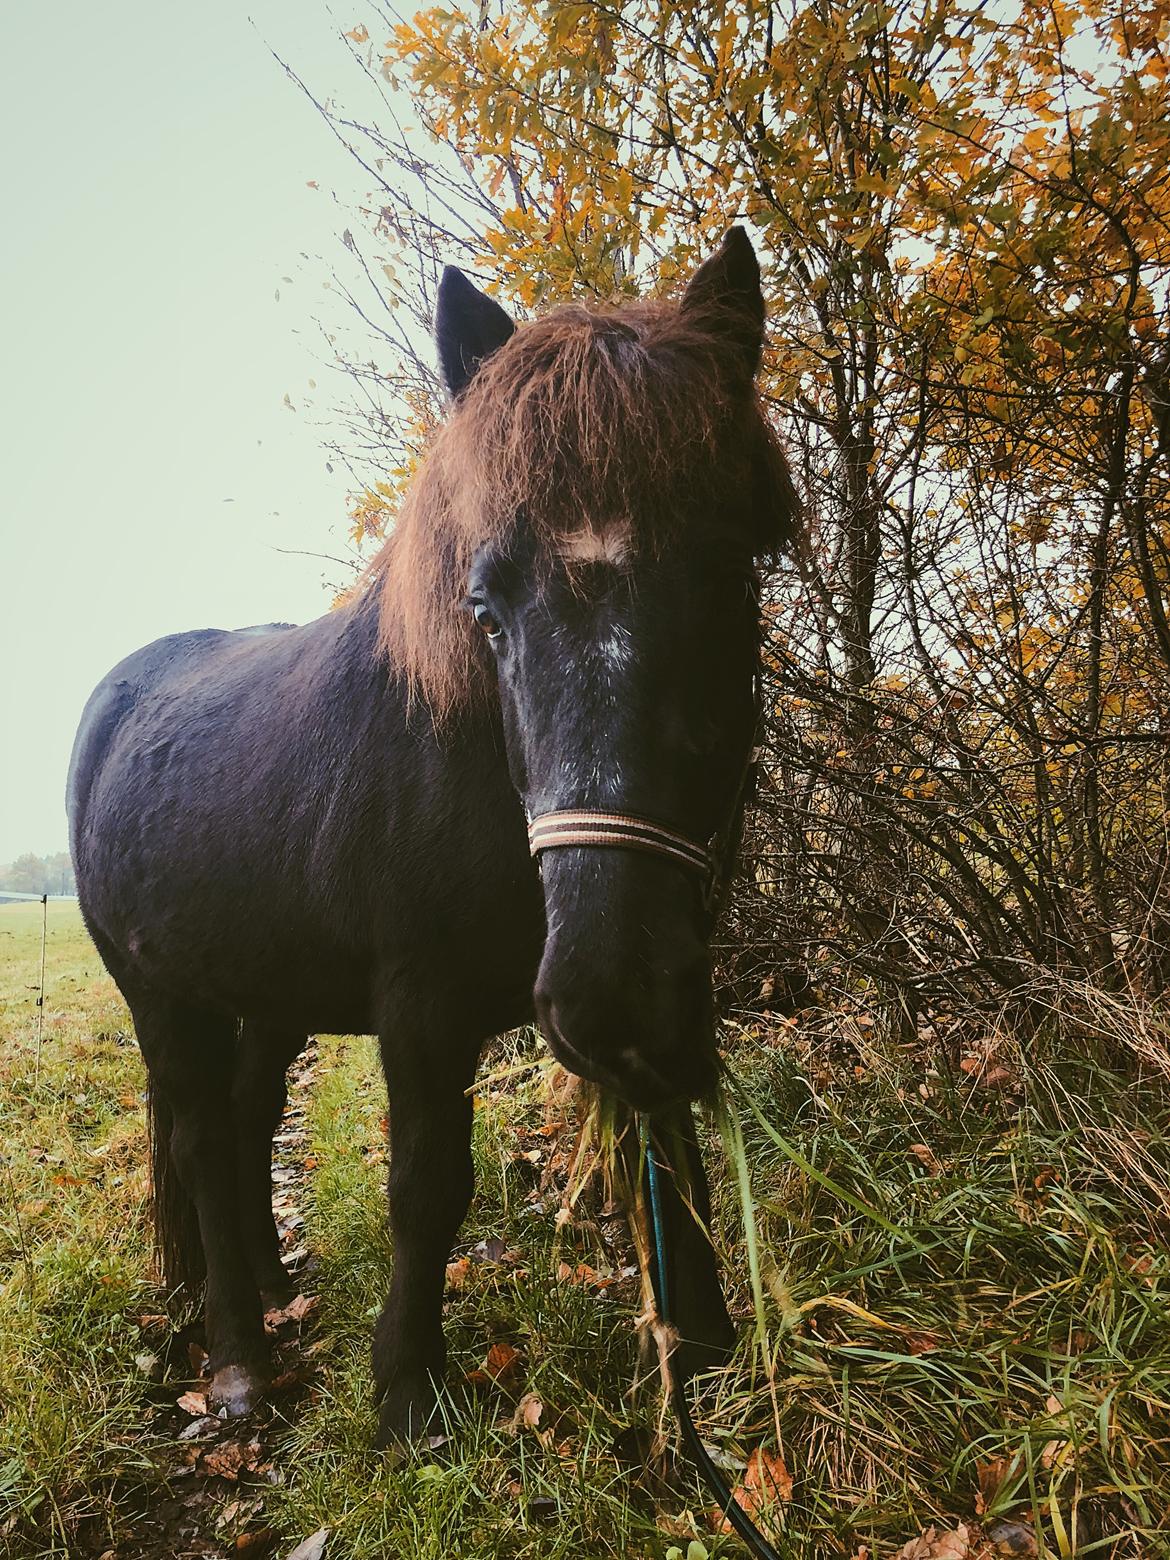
[{"xmin": 534, "ymin": 953, "xmax": 718, "ymax": 1109}]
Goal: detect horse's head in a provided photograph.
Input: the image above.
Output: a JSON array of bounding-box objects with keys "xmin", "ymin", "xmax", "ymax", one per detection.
[
  {"xmin": 383, "ymin": 230, "xmax": 797, "ymax": 1108},
  {"xmin": 469, "ymin": 525, "xmax": 761, "ymax": 1109}
]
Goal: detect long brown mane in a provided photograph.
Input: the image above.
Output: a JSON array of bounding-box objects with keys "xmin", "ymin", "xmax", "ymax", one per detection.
[{"xmin": 369, "ymin": 294, "xmax": 798, "ymax": 719}]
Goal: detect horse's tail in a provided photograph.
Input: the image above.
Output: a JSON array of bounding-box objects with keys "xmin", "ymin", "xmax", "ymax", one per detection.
[{"xmin": 147, "ymin": 1082, "xmax": 206, "ymax": 1296}]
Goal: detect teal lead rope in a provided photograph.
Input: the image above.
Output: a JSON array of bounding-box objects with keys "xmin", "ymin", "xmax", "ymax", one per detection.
[{"xmin": 641, "ymin": 1118, "xmax": 784, "ymax": 1560}]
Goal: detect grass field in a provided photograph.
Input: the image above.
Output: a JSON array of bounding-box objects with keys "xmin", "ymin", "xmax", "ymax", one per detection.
[{"xmin": 2, "ymin": 901, "xmax": 1169, "ymax": 1558}]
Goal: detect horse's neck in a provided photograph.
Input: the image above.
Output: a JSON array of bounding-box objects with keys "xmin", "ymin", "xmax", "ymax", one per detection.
[{"xmin": 326, "ymin": 586, "xmax": 508, "ymax": 795}]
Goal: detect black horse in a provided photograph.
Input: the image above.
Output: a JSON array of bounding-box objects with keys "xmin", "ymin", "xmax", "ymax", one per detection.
[{"xmin": 67, "ymin": 228, "xmax": 798, "ymax": 1447}]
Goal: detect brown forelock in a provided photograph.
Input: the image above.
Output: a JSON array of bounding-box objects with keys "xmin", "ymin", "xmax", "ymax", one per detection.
[{"xmin": 370, "ymin": 296, "xmax": 799, "ymax": 719}]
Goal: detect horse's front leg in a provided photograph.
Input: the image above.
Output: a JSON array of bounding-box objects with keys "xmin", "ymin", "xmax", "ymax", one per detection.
[
  {"xmin": 372, "ymin": 1021, "xmax": 481, "ymax": 1449},
  {"xmin": 627, "ymin": 1104, "xmax": 736, "ymax": 1384}
]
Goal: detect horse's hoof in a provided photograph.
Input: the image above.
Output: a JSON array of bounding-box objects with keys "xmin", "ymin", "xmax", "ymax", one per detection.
[
  {"xmin": 210, "ymin": 1363, "xmax": 267, "ymax": 1417},
  {"xmin": 373, "ymin": 1378, "xmax": 441, "ymax": 1452}
]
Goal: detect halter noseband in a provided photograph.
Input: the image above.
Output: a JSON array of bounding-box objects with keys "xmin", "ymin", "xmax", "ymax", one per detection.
[
  {"xmin": 528, "ymin": 810, "xmax": 714, "ymax": 881},
  {"xmin": 527, "ymin": 800, "xmax": 745, "ymax": 920}
]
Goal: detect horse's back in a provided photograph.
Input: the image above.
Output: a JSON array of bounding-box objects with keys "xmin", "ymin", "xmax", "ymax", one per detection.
[{"xmin": 67, "ymin": 624, "xmax": 294, "ymax": 851}]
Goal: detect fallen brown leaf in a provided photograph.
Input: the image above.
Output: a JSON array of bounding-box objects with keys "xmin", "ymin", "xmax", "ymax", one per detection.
[
  {"xmin": 264, "ymin": 1293, "xmax": 317, "ymax": 1329},
  {"xmin": 715, "ymin": 1445, "xmax": 793, "ymax": 1530},
  {"xmin": 218, "ymin": 1495, "xmax": 264, "ymax": 1530},
  {"xmin": 269, "ymin": 1363, "xmax": 311, "ymax": 1393},
  {"xmin": 895, "ymin": 1525, "xmax": 970, "ymax": 1560},
  {"xmin": 904, "ymin": 1332, "xmax": 941, "ymax": 1355},
  {"xmin": 234, "ymin": 1531, "xmax": 275, "ymax": 1555},
  {"xmin": 446, "ymin": 1257, "xmax": 471, "ymax": 1290},
  {"xmin": 981, "ymin": 1066, "xmax": 1015, "ymax": 1089},
  {"xmin": 960, "ymin": 1057, "xmax": 1016, "ymax": 1090},
  {"xmin": 512, "ymin": 1391, "xmax": 544, "ymax": 1431},
  {"xmin": 658, "ymin": 1510, "xmax": 702, "ymax": 1539},
  {"xmin": 484, "ymin": 1342, "xmax": 521, "ymax": 1382},
  {"xmin": 177, "ymin": 1390, "xmax": 208, "ymax": 1416},
  {"xmin": 200, "ymin": 1437, "xmax": 263, "ymax": 1481},
  {"xmin": 908, "ymin": 1143, "xmax": 943, "ymax": 1173},
  {"xmin": 556, "ymin": 1260, "xmax": 613, "ymax": 1289},
  {"xmin": 976, "ymin": 1455, "xmax": 1022, "ymax": 1515}
]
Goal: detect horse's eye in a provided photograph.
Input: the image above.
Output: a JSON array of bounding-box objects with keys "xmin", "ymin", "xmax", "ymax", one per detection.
[{"xmin": 473, "ymin": 603, "xmax": 502, "ymax": 638}]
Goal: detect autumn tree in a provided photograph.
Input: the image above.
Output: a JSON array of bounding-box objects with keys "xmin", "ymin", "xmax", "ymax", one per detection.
[{"xmin": 318, "ymin": 0, "xmax": 1170, "ymax": 1007}]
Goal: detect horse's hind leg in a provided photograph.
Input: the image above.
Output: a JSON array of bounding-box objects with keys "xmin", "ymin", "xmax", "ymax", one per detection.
[
  {"xmin": 233, "ymin": 1021, "xmax": 306, "ymax": 1308},
  {"xmin": 129, "ymin": 988, "xmax": 268, "ymax": 1415}
]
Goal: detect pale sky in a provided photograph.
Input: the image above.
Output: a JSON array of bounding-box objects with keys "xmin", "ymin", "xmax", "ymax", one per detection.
[{"xmin": 1, "ymin": 3, "xmax": 395, "ymax": 862}]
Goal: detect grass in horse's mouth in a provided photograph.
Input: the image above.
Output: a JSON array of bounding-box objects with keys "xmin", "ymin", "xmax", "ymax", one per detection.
[{"xmin": 3, "ymin": 900, "xmax": 1170, "ymax": 1558}]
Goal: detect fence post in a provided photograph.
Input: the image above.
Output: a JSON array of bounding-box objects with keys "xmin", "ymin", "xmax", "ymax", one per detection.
[{"xmin": 35, "ymin": 892, "xmax": 47, "ymax": 1085}]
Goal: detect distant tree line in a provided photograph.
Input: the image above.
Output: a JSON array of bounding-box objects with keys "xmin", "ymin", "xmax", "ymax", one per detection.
[{"xmin": 0, "ymin": 852, "xmax": 76, "ymax": 897}]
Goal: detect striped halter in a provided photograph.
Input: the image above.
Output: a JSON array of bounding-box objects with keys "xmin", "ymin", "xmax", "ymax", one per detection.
[{"xmin": 527, "ymin": 810, "xmax": 714, "ymax": 882}]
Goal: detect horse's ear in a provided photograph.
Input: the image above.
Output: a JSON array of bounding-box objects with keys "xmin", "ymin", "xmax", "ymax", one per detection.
[
  {"xmin": 679, "ymin": 226, "xmax": 765, "ymax": 375},
  {"xmin": 435, "ymin": 266, "xmax": 516, "ymax": 398}
]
